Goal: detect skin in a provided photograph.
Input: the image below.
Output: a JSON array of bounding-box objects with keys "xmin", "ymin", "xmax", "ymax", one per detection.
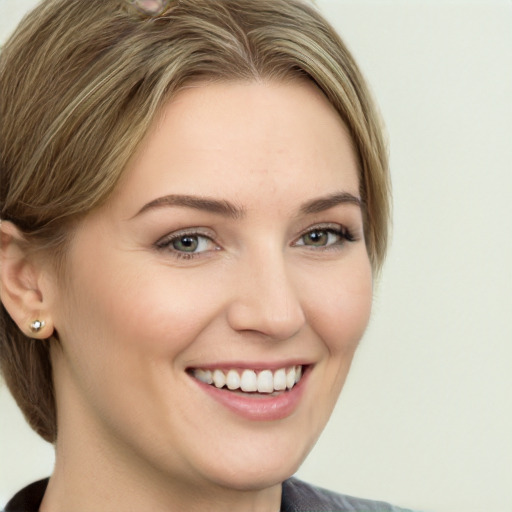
[
  {"xmin": 3, "ymin": 80, "xmax": 373, "ymax": 511},
  {"xmin": 131, "ymin": 0, "xmax": 167, "ymax": 15}
]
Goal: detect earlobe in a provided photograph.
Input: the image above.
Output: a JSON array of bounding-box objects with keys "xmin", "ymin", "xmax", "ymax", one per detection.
[{"xmin": 0, "ymin": 221, "xmax": 55, "ymax": 339}]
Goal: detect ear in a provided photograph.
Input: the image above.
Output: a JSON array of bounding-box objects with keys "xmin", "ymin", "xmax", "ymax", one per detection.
[{"xmin": 0, "ymin": 221, "xmax": 55, "ymax": 339}]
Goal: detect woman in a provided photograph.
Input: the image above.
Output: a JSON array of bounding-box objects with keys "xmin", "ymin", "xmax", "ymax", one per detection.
[{"xmin": 0, "ymin": 0, "xmax": 409, "ymax": 510}]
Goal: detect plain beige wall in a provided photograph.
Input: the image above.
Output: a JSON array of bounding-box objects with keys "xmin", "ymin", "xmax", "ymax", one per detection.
[{"xmin": 1, "ymin": 1, "xmax": 511, "ymax": 511}]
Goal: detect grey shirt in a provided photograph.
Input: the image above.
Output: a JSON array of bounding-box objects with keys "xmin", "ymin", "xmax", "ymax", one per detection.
[
  {"xmin": 281, "ymin": 477, "xmax": 416, "ymax": 511},
  {"xmin": 4, "ymin": 476, "xmax": 416, "ymax": 511}
]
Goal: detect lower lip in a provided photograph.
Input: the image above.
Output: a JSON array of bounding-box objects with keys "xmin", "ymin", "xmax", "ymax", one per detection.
[{"xmin": 190, "ymin": 368, "xmax": 309, "ymax": 421}]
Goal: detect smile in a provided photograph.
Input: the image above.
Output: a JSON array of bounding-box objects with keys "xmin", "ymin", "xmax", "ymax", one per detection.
[{"xmin": 191, "ymin": 366, "xmax": 303, "ymax": 394}]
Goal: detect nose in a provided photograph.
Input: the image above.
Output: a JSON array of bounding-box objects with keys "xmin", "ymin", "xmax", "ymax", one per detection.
[{"xmin": 226, "ymin": 249, "xmax": 306, "ymax": 341}]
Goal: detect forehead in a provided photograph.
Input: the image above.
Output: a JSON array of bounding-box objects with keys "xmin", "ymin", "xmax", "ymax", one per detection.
[{"xmin": 111, "ymin": 80, "xmax": 360, "ymax": 215}]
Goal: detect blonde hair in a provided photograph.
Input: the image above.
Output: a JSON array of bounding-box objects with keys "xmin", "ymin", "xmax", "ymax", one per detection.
[{"xmin": 0, "ymin": 0, "xmax": 390, "ymax": 443}]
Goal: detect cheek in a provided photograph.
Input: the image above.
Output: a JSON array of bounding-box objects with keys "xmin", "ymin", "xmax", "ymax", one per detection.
[
  {"xmin": 52, "ymin": 259, "xmax": 218, "ymax": 430},
  {"xmin": 113, "ymin": 266, "xmax": 230, "ymax": 354},
  {"xmin": 305, "ymin": 259, "xmax": 373, "ymax": 354},
  {"xmin": 58, "ymin": 262, "xmax": 233, "ymax": 402},
  {"xmin": 67, "ymin": 271, "xmax": 207, "ymax": 359}
]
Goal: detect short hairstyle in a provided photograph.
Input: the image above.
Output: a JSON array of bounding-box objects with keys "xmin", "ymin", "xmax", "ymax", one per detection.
[{"xmin": 0, "ymin": 0, "xmax": 390, "ymax": 443}]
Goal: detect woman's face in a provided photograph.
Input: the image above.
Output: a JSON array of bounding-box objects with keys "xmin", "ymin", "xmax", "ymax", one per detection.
[{"xmin": 50, "ymin": 81, "xmax": 372, "ymax": 495}]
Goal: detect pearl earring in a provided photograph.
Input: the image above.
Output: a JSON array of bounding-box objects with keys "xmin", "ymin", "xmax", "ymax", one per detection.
[{"xmin": 29, "ymin": 320, "xmax": 46, "ymax": 333}]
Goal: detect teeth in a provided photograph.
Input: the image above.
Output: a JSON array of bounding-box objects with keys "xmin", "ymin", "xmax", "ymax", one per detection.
[
  {"xmin": 240, "ymin": 369, "xmax": 257, "ymax": 392},
  {"xmin": 193, "ymin": 366, "xmax": 304, "ymax": 394},
  {"xmin": 286, "ymin": 367, "xmax": 296, "ymax": 390},
  {"xmin": 226, "ymin": 369, "xmax": 240, "ymax": 390},
  {"xmin": 273, "ymin": 368, "xmax": 287, "ymax": 391},
  {"xmin": 257, "ymin": 370, "xmax": 274, "ymax": 393},
  {"xmin": 194, "ymin": 369, "xmax": 213, "ymax": 385},
  {"xmin": 213, "ymin": 369, "xmax": 226, "ymax": 388}
]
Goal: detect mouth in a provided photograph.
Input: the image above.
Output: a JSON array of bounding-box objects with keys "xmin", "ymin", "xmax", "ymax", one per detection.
[{"xmin": 189, "ymin": 365, "xmax": 304, "ymax": 395}]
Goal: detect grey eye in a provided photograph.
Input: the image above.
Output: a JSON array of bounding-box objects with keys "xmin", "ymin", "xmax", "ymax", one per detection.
[
  {"xmin": 302, "ymin": 230, "xmax": 330, "ymax": 247},
  {"xmin": 296, "ymin": 229, "xmax": 344, "ymax": 248},
  {"xmin": 172, "ymin": 235, "xmax": 200, "ymax": 253}
]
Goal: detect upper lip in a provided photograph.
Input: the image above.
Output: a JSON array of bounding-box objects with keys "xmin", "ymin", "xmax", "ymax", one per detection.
[{"xmin": 186, "ymin": 360, "xmax": 313, "ymax": 372}]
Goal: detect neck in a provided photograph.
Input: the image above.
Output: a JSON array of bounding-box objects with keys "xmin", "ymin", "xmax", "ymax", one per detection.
[
  {"xmin": 44, "ymin": 355, "xmax": 284, "ymax": 511},
  {"xmin": 41, "ymin": 473, "xmax": 282, "ymax": 512},
  {"xmin": 41, "ymin": 420, "xmax": 282, "ymax": 512}
]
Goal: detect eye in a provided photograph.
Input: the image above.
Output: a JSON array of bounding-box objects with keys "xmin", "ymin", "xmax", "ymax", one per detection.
[
  {"xmin": 172, "ymin": 235, "xmax": 206, "ymax": 253},
  {"xmin": 155, "ymin": 231, "xmax": 219, "ymax": 258},
  {"xmin": 301, "ymin": 230, "xmax": 335, "ymax": 247},
  {"xmin": 294, "ymin": 225, "xmax": 354, "ymax": 249}
]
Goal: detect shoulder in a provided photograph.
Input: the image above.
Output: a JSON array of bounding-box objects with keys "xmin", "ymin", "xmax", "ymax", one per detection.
[
  {"xmin": 281, "ymin": 477, "xmax": 417, "ymax": 512},
  {"xmin": 3, "ymin": 479, "xmax": 49, "ymax": 512},
  {"xmin": 3, "ymin": 477, "xmax": 417, "ymax": 512}
]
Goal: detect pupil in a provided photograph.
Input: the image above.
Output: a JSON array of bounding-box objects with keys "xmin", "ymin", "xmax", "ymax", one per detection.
[
  {"xmin": 307, "ymin": 231, "xmax": 327, "ymax": 245},
  {"xmin": 174, "ymin": 236, "xmax": 198, "ymax": 252}
]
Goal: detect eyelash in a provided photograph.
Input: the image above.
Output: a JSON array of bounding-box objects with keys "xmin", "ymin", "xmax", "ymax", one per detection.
[
  {"xmin": 294, "ymin": 224, "xmax": 356, "ymax": 249},
  {"xmin": 155, "ymin": 229, "xmax": 218, "ymax": 260},
  {"xmin": 155, "ymin": 224, "xmax": 356, "ymax": 260}
]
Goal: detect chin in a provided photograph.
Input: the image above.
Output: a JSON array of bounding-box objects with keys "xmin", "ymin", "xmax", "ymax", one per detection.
[{"xmin": 196, "ymin": 429, "xmax": 316, "ymax": 492}]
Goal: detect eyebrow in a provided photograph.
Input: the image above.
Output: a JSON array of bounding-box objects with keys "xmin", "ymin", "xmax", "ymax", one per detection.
[
  {"xmin": 135, "ymin": 194, "xmax": 245, "ymax": 220},
  {"xmin": 299, "ymin": 192, "xmax": 363, "ymax": 215},
  {"xmin": 134, "ymin": 191, "xmax": 362, "ymax": 219}
]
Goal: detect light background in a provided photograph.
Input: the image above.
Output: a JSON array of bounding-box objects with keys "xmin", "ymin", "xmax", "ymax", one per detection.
[{"xmin": 1, "ymin": 1, "xmax": 511, "ymax": 511}]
